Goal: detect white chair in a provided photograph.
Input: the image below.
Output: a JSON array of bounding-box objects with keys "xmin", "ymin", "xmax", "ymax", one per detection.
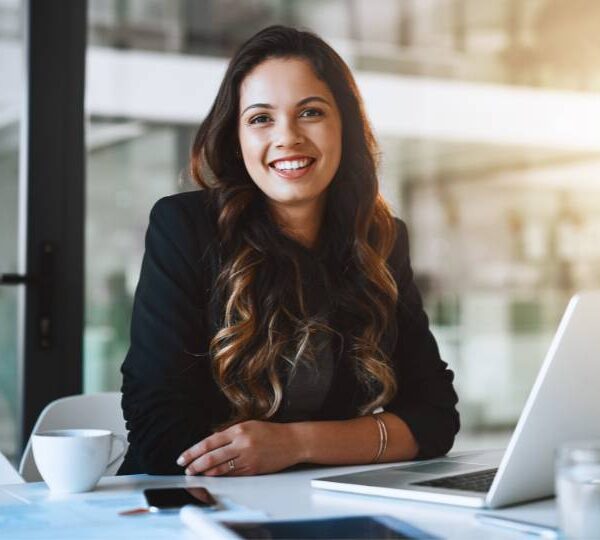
[
  {"xmin": 0, "ymin": 450, "xmax": 24, "ymax": 484},
  {"xmin": 19, "ymin": 392, "xmax": 128, "ymax": 482}
]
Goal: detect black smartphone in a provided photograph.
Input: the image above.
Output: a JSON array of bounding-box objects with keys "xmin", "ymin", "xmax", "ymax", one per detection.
[{"xmin": 143, "ymin": 487, "xmax": 218, "ymax": 512}]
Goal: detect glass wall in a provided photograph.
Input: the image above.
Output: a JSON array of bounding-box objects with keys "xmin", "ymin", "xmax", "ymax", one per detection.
[
  {"xmin": 384, "ymin": 138, "xmax": 600, "ymax": 433},
  {"xmin": 88, "ymin": 0, "xmax": 600, "ymax": 93},
  {"xmin": 0, "ymin": 0, "xmax": 24, "ymax": 462},
  {"xmin": 85, "ymin": 122, "xmax": 195, "ymax": 392},
  {"xmin": 85, "ymin": 0, "xmax": 600, "ymax": 448}
]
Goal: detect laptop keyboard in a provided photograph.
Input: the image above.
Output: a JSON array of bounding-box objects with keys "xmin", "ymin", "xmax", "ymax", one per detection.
[{"xmin": 412, "ymin": 468, "xmax": 498, "ymax": 493}]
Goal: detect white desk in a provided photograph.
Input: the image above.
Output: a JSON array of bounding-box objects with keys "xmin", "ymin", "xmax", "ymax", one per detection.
[{"xmin": 0, "ymin": 463, "xmax": 558, "ymax": 539}]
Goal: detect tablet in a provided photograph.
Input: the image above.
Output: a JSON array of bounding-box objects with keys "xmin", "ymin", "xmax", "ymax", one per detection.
[{"xmin": 224, "ymin": 515, "xmax": 437, "ymax": 539}]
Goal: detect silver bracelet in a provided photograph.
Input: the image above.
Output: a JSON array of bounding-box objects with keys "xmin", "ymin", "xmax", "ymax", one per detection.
[{"xmin": 372, "ymin": 414, "xmax": 388, "ymax": 463}]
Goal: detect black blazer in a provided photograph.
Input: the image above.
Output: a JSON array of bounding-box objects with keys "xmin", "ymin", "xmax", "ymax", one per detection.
[{"xmin": 118, "ymin": 190, "xmax": 459, "ymax": 475}]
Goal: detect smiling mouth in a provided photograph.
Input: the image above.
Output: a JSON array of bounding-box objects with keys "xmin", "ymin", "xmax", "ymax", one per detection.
[{"xmin": 269, "ymin": 157, "xmax": 316, "ymax": 172}]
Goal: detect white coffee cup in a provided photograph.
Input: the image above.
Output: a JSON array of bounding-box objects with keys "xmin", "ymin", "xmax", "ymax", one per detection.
[{"xmin": 32, "ymin": 429, "xmax": 127, "ymax": 494}]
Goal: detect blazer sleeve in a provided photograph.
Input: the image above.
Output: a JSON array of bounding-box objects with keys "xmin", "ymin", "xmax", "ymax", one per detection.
[
  {"xmin": 120, "ymin": 195, "xmax": 216, "ymax": 474},
  {"xmin": 384, "ymin": 220, "xmax": 460, "ymax": 458}
]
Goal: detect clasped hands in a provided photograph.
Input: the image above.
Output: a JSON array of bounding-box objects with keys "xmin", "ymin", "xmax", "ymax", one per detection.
[{"xmin": 177, "ymin": 420, "xmax": 303, "ymax": 476}]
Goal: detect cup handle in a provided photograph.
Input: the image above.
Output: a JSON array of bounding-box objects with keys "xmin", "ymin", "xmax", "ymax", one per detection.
[{"xmin": 107, "ymin": 433, "xmax": 128, "ymax": 470}]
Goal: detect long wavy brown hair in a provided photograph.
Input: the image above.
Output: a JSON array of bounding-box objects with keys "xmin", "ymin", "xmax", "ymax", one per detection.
[{"xmin": 190, "ymin": 25, "xmax": 399, "ymax": 425}]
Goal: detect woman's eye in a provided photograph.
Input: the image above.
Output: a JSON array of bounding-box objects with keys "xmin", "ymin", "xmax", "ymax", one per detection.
[
  {"xmin": 249, "ymin": 114, "xmax": 271, "ymax": 125},
  {"xmin": 300, "ymin": 108, "xmax": 323, "ymax": 118}
]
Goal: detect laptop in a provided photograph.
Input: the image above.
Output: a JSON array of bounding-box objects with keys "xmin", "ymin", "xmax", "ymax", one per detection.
[{"xmin": 312, "ymin": 291, "xmax": 600, "ymax": 508}]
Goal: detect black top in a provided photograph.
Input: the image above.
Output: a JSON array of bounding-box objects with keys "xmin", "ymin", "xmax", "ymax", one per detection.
[
  {"xmin": 277, "ymin": 329, "xmax": 335, "ymax": 423},
  {"xmin": 269, "ymin": 242, "xmax": 335, "ymax": 423},
  {"xmin": 118, "ymin": 190, "xmax": 460, "ymax": 475}
]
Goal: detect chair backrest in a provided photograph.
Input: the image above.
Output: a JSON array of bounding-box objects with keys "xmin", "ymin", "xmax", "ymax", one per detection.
[
  {"xmin": 19, "ymin": 392, "xmax": 128, "ymax": 482},
  {"xmin": 0, "ymin": 450, "xmax": 24, "ymax": 485}
]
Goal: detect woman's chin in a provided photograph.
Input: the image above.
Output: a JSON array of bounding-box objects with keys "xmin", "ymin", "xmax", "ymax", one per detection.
[{"xmin": 265, "ymin": 191, "xmax": 326, "ymax": 210}]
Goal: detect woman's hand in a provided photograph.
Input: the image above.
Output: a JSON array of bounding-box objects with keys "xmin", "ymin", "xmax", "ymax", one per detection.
[{"xmin": 177, "ymin": 420, "xmax": 304, "ymax": 476}]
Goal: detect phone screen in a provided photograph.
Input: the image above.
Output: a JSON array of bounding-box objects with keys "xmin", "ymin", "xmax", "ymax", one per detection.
[{"xmin": 144, "ymin": 487, "xmax": 217, "ymax": 511}]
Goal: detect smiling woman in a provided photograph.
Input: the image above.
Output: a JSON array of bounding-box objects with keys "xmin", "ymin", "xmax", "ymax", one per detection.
[
  {"xmin": 237, "ymin": 58, "xmax": 342, "ymax": 245},
  {"xmin": 119, "ymin": 25, "xmax": 460, "ymax": 477}
]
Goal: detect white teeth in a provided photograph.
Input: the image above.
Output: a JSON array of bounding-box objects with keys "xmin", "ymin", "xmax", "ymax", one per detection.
[{"xmin": 273, "ymin": 158, "xmax": 312, "ymax": 170}]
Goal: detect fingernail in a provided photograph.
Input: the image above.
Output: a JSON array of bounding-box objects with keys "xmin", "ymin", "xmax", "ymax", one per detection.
[{"xmin": 177, "ymin": 456, "xmax": 185, "ymax": 466}]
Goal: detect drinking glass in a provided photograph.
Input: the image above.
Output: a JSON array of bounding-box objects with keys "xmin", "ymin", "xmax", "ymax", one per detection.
[{"xmin": 556, "ymin": 441, "xmax": 600, "ymax": 539}]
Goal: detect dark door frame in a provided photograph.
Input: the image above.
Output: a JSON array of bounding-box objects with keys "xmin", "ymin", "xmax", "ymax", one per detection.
[{"xmin": 20, "ymin": 0, "xmax": 87, "ymax": 449}]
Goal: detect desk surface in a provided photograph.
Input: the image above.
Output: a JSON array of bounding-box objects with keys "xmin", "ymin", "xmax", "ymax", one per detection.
[{"xmin": 0, "ymin": 462, "xmax": 557, "ymax": 539}]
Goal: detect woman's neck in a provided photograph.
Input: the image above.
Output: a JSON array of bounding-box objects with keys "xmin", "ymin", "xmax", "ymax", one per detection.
[{"xmin": 270, "ymin": 197, "xmax": 326, "ymax": 249}]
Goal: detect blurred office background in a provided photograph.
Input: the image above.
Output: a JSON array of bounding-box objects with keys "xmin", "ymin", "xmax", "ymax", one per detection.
[{"xmin": 2, "ymin": 0, "xmax": 600, "ymax": 462}]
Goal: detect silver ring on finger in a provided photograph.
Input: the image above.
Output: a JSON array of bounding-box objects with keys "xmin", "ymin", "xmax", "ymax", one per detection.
[{"xmin": 228, "ymin": 458, "xmax": 236, "ymax": 472}]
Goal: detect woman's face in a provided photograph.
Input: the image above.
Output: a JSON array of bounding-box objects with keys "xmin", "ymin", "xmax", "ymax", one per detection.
[{"xmin": 238, "ymin": 57, "xmax": 342, "ymax": 214}]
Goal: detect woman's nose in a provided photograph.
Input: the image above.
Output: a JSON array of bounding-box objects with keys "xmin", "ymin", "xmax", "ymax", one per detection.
[{"xmin": 274, "ymin": 119, "xmax": 304, "ymax": 148}]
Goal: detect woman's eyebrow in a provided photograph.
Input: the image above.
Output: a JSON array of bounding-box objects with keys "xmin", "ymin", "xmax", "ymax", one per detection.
[
  {"xmin": 296, "ymin": 95, "xmax": 330, "ymax": 107},
  {"xmin": 240, "ymin": 96, "xmax": 330, "ymax": 117},
  {"xmin": 240, "ymin": 103, "xmax": 273, "ymax": 117}
]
